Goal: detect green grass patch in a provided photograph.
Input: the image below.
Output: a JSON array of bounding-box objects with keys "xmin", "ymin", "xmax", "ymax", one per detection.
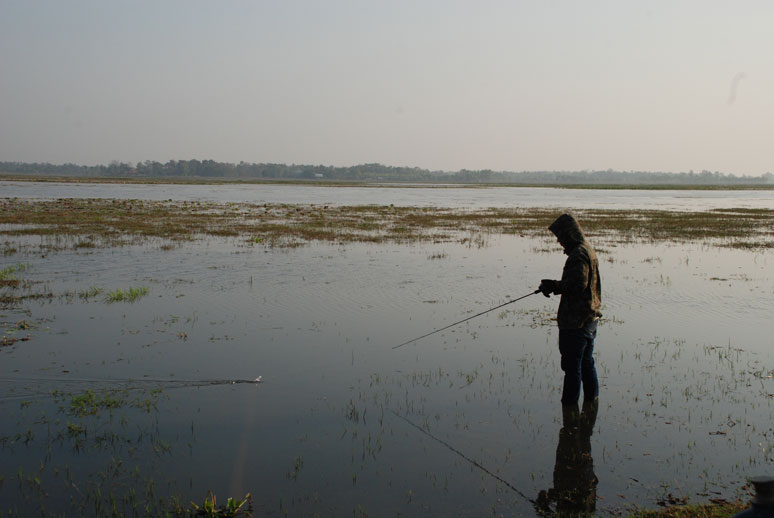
[
  {"xmin": 67, "ymin": 390, "xmax": 127, "ymax": 417},
  {"xmin": 626, "ymin": 500, "xmax": 748, "ymax": 518},
  {"xmin": 104, "ymin": 286, "xmax": 149, "ymax": 303},
  {"xmin": 55, "ymin": 387, "xmax": 162, "ymax": 417},
  {"xmin": 181, "ymin": 492, "xmax": 252, "ymax": 517},
  {"xmin": 78, "ymin": 285, "xmax": 103, "ymax": 300},
  {"xmin": 0, "ymin": 263, "xmax": 28, "ymax": 290},
  {"xmin": 0, "ymin": 263, "xmax": 27, "ymax": 281}
]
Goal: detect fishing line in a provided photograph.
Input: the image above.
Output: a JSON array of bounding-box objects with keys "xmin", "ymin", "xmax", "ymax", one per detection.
[
  {"xmin": 389, "ymin": 409, "xmax": 536, "ymax": 504},
  {"xmin": 393, "ymin": 289, "xmax": 541, "ymax": 349}
]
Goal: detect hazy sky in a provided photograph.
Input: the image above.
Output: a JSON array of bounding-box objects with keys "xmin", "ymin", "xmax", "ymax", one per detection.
[{"xmin": 1, "ymin": 1, "xmax": 772, "ymax": 174}]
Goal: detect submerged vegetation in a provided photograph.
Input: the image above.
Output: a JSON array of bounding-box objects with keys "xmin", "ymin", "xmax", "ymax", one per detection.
[{"xmin": 1, "ymin": 198, "xmax": 773, "ymax": 250}]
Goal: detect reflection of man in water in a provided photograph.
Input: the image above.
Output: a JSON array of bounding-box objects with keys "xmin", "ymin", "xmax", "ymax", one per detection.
[{"xmin": 536, "ymin": 399, "xmax": 599, "ymax": 515}]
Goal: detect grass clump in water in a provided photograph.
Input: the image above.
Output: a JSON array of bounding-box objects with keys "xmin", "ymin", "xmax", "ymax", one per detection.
[
  {"xmin": 68, "ymin": 390, "xmax": 127, "ymax": 417},
  {"xmin": 104, "ymin": 286, "xmax": 149, "ymax": 303},
  {"xmin": 78, "ymin": 285, "xmax": 103, "ymax": 300},
  {"xmin": 183, "ymin": 492, "xmax": 252, "ymax": 517},
  {"xmin": 625, "ymin": 500, "xmax": 748, "ymax": 518},
  {"xmin": 0, "ymin": 263, "xmax": 27, "ymax": 285}
]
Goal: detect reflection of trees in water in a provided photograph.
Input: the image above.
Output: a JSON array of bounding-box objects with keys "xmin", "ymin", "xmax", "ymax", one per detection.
[{"xmin": 536, "ymin": 400, "xmax": 599, "ymax": 516}]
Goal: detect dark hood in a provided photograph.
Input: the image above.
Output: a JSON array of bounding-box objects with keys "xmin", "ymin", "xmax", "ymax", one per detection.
[{"xmin": 548, "ymin": 213, "xmax": 586, "ymax": 251}]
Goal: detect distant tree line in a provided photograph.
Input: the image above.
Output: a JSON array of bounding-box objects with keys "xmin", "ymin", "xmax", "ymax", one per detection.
[{"xmin": 1, "ymin": 160, "xmax": 772, "ymax": 185}]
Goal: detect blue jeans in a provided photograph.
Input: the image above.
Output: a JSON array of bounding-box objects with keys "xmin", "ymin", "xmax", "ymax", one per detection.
[{"xmin": 558, "ymin": 319, "xmax": 599, "ymax": 405}]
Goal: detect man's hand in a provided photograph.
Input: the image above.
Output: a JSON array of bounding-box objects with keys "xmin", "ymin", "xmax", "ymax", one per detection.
[{"xmin": 539, "ymin": 279, "xmax": 557, "ymax": 297}]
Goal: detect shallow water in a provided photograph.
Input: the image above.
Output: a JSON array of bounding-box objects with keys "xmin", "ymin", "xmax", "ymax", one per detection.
[
  {"xmin": 4, "ymin": 179, "xmax": 774, "ymax": 211},
  {"xmin": 1, "ymin": 229, "xmax": 772, "ymax": 516}
]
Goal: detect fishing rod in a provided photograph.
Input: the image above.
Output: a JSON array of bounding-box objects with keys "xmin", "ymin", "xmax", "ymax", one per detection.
[{"xmin": 392, "ymin": 289, "xmax": 541, "ymax": 349}]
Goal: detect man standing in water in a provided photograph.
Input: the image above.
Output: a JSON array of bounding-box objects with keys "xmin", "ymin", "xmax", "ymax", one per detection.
[{"xmin": 538, "ymin": 214, "xmax": 602, "ymax": 406}]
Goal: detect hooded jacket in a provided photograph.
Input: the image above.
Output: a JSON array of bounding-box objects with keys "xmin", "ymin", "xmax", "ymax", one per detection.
[{"xmin": 548, "ymin": 214, "xmax": 602, "ymax": 329}]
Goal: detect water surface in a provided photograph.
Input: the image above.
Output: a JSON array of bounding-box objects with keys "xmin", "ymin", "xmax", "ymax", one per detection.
[
  {"xmin": 4, "ymin": 180, "xmax": 774, "ymax": 211},
  {"xmin": 1, "ymin": 226, "xmax": 771, "ymax": 516}
]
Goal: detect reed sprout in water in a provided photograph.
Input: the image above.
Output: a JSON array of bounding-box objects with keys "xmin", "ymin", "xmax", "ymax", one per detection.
[{"xmin": 104, "ymin": 286, "xmax": 149, "ymax": 303}]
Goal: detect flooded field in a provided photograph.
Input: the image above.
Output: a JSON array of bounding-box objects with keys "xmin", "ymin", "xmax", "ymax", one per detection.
[{"xmin": 1, "ymin": 186, "xmax": 773, "ymax": 516}]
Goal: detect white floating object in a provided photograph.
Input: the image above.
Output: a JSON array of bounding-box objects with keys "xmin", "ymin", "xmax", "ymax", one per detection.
[{"xmin": 254, "ymin": 376, "xmax": 263, "ymax": 383}]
